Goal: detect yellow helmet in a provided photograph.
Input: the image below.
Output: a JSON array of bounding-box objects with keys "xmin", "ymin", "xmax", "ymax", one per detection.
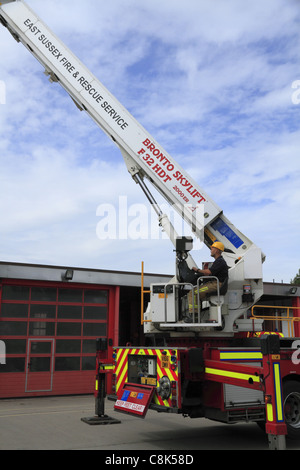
[{"xmin": 211, "ymin": 241, "xmax": 224, "ymax": 252}]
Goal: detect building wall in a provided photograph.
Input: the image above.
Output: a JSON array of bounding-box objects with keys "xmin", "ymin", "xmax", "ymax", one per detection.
[{"xmin": 0, "ymin": 278, "xmax": 118, "ymax": 398}]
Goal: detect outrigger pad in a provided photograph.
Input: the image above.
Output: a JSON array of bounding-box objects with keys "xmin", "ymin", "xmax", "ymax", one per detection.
[
  {"xmin": 188, "ymin": 348, "xmax": 204, "ymax": 373},
  {"xmin": 81, "ymin": 415, "xmax": 121, "ymax": 425}
]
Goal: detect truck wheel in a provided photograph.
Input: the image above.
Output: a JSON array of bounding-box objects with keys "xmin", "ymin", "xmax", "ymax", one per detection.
[{"xmin": 283, "ymin": 380, "xmax": 300, "ymax": 440}]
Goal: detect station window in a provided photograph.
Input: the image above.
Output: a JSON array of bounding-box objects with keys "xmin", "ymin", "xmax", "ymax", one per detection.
[
  {"xmin": 0, "ymin": 357, "xmax": 25, "ymax": 373},
  {"xmin": 55, "ymin": 357, "xmax": 80, "ymax": 371},
  {"xmin": 1, "ymin": 304, "xmax": 28, "ymax": 318},
  {"xmin": 30, "ymin": 341, "xmax": 52, "ymax": 354},
  {"xmin": 82, "ymin": 356, "xmax": 96, "ymax": 370},
  {"xmin": 30, "ymin": 357, "xmax": 51, "ymax": 372},
  {"xmin": 57, "ymin": 322, "xmax": 82, "ymax": 336},
  {"xmin": 31, "ymin": 287, "xmax": 57, "ymax": 302},
  {"xmin": 84, "ymin": 289, "xmax": 107, "ymax": 304},
  {"xmin": 82, "ymin": 339, "xmax": 97, "ymax": 353},
  {"xmin": 28, "ymin": 321, "xmax": 55, "ymax": 336},
  {"xmin": 58, "ymin": 288, "xmax": 83, "ymax": 303},
  {"xmin": 83, "ymin": 306, "xmax": 107, "ymax": 320},
  {"xmin": 56, "ymin": 339, "xmax": 81, "ymax": 354},
  {"xmin": 83, "ymin": 323, "xmax": 106, "ymax": 336},
  {"xmin": 2, "ymin": 285, "xmax": 29, "ymax": 301},
  {"xmin": 4, "ymin": 339, "xmax": 26, "ymax": 354},
  {"xmin": 57, "ymin": 305, "xmax": 82, "ymax": 319},
  {"xmin": 30, "ymin": 304, "xmax": 56, "ymax": 319},
  {"xmin": 0, "ymin": 321, "xmax": 27, "ymax": 336}
]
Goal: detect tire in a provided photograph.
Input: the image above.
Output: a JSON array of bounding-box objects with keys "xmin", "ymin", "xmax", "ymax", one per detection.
[{"xmin": 283, "ymin": 380, "xmax": 300, "ymax": 440}]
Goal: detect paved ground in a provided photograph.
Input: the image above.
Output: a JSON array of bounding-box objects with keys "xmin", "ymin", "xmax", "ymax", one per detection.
[{"xmin": 0, "ymin": 394, "xmax": 299, "ymax": 452}]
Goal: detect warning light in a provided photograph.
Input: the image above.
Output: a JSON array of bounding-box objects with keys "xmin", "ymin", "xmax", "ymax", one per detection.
[{"xmin": 265, "ymin": 394, "xmax": 272, "ymax": 404}]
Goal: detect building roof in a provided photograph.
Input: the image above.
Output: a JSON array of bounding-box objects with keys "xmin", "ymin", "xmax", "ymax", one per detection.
[{"xmin": 0, "ymin": 260, "xmax": 173, "ymax": 288}]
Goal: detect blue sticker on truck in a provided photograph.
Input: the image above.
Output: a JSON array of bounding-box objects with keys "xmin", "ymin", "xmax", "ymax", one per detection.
[
  {"xmin": 121, "ymin": 390, "xmax": 130, "ymax": 401},
  {"xmin": 211, "ymin": 217, "xmax": 244, "ymax": 249}
]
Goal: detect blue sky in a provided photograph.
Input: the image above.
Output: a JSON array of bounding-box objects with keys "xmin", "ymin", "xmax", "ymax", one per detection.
[{"xmin": 0, "ymin": 0, "xmax": 299, "ymax": 283}]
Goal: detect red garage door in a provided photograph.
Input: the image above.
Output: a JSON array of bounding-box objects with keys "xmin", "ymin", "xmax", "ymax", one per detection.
[{"xmin": 0, "ymin": 280, "xmax": 118, "ymax": 398}]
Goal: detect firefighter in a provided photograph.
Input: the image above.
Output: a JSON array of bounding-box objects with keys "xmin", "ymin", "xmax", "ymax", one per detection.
[{"xmin": 187, "ymin": 241, "xmax": 228, "ymax": 316}]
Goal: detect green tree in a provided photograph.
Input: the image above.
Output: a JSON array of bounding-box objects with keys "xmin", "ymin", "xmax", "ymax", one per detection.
[{"xmin": 291, "ymin": 269, "xmax": 300, "ymax": 285}]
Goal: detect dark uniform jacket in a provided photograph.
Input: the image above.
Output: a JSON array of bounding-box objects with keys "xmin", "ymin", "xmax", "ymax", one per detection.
[{"xmin": 209, "ymin": 256, "xmax": 228, "ymax": 283}]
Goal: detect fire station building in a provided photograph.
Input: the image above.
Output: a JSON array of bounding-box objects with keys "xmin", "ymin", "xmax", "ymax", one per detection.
[
  {"xmin": 0, "ymin": 261, "xmax": 171, "ymax": 399},
  {"xmin": 0, "ymin": 260, "xmax": 299, "ymax": 399}
]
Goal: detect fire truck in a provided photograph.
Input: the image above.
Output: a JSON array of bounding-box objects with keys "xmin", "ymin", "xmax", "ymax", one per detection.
[{"xmin": 1, "ymin": 0, "xmax": 299, "ymax": 450}]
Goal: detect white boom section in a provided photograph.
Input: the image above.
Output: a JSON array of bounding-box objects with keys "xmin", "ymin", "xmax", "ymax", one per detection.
[{"xmin": 0, "ymin": 0, "xmax": 264, "ymax": 333}]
